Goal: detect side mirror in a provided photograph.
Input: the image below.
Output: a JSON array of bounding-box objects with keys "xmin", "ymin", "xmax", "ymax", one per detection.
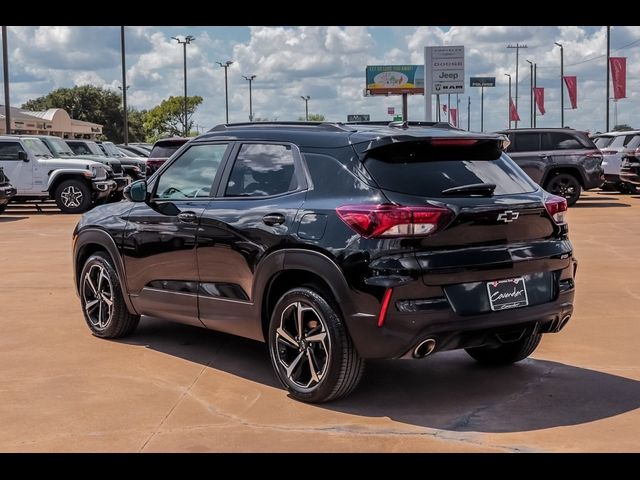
[
  {"xmin": 18, "ymin": 151, "xmax": 29, "ymax": 162},
  {"xmin": 124, "ymin": 180, "xmax": 148, "ymax": 202}
]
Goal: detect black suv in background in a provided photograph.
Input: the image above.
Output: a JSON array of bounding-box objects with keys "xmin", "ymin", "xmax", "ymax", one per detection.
[
  {"xmin": 73, "ymin": 122, "xmax": 576, "ymax": 403},
  {"xmin": 498, "ymin": 128, "xmax": 604, "ymax": 206},
  {"xmin": 0, "ymin": 166, "xmax": 16, "ymax": 213},
  {"xmin": 145, "ymin": 137, "xmax": 189, "ymax": 176}
]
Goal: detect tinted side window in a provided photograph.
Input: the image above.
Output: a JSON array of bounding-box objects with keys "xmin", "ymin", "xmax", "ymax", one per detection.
[
  {"xmin": 543, "ymin": 132, "xmax": 583, "ymax": 150},
  {"xmin": 0, "ymin": 141, "xmax": 26, "ymax": 160},
  {"xmin": 154, "ymin": 143, "xmax": 228, "ymax": 199},
  {"xmin": 625, "ymin": 135, "xmax": 640, "ymax": 150},
  {"xmin": 224, "ymin": 144, "xmax": 298, "ymax": 197},
  {"xmin": 513, "ymin": 133, "xmax": 540, "ymax": 152},
  {"xmin": 608, "ymin": 135, "xmax": 627, "ymax": 148}
]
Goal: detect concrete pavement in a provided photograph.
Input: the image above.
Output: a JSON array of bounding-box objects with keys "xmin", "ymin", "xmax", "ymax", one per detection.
[{"xmin": 0, "ymin": 192, "xmax": 638, "ymax": 452}]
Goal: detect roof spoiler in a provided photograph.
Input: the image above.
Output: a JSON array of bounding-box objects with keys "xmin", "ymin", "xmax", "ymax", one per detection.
[
  {"xmin": 344, "ymin": 120, "xmax": 460, "ymax": 130},
  {"xmin": 363, "ymin": 133, "xmax": 511, "ymax": 153}
]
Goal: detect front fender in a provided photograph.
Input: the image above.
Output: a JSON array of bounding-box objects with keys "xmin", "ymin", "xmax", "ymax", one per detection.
[{"xmin": 47, "ymin": 169, "xmax": 91, "ymax": 191}]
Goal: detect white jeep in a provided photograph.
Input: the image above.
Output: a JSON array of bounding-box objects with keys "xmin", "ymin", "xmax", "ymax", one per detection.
[{"xmin": 0, "ymin": 136, "xmax": 116, "ymax": 213}]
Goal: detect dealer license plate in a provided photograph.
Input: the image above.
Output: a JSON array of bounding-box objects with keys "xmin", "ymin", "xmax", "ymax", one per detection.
[{"xmin": 486, "ymin": 277, "xmax": 529, "ymax": 311}]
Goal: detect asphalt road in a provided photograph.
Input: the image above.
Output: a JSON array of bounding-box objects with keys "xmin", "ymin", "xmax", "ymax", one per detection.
[{"xmin": 1, "ymin": 192, "xmax": 639, "ymax": 452}]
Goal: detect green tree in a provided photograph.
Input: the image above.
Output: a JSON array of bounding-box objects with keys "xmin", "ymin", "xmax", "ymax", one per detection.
[
  {"xmin": 127, "ymin": 109, "xmax": 148, "ymax": 143},
  {"xmin": 613, "ymin": 124, "xmax": 633, "ymax": 131},
  {"xmin": 22, "ymin": 85, "xmax": 129, "ymax": 142},
  {"xmin": 143, "ymin": 96, "xmax": 203, "ymax": 141},
  {"xmin": 298, "ymin": 113, "xmax": 325, "ymax": 121}
]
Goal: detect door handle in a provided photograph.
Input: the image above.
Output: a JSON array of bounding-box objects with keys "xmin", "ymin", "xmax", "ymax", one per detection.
[
  {"xmin": 177, "ymin": 211, "xmax": 198, "ymax": 223},
  {"xmin": 263, "ymin": 213, "xmax": 286, "ymax": 226}
]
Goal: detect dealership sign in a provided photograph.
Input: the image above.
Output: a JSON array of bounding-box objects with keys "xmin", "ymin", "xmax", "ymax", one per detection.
[
  {"xmin": 365, "ymin": 65, "xmax": 424, "ymax": 96},
  {"xmin": 425, "ymin": 46, "xmax": 465, "ymax": 95},
  {"xmin": 347, "ymin": 114, "xmax": 371, "ymax": 122},
  {"xmin": 470, "ymin": 77, "xmax": 496, "ymax": 87}
]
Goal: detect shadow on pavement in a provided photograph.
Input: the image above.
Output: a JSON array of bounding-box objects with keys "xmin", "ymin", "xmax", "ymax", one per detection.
[
  {"xmin": 124, "ymin": 317, "xmax": 640, "ymax": 433},
  {"xmin": 0, "ymin": 216, "xmax": 28, "ymax": 223},
  {"xmin": 573, "ymin": 202, "xmax": 631, "ymax": 208}
]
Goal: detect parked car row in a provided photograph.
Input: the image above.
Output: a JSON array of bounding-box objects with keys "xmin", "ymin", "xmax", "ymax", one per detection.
[{"xmin": 591, "ymin": 130, "xmax": 640, "ymax": 193}]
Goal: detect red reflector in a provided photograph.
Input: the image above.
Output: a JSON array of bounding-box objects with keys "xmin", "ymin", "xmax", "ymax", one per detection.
[
  {"xmin": 545, "ymin": 194, "xmax": 568, "ymax": 223},
  {"xmin": 430, "ymin": 139, "xmax": 479, "ymax": 147},
  {"xmin": 377, "ymin": 288, "xmax": 393, "ymax": 328},
  {"xmin": 336, "ymin": 204, "xmax": 453, "ymax": 238}
]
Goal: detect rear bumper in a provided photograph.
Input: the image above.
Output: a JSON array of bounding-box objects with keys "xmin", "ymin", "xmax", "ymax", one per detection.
[
  {"xmin": 344, "ymin": 250, "xmax": 577, "ymax": 359},
  {"xmin": 604, "ymin": 173, "xmax": 621, "ymax": 183},
  {"xmin": 583, "ymin": 169, "xmax": 605, "ymax": 189},
  {"xmin": 620, "ymin": 161, "xmax": 640, "ymax": 185}
]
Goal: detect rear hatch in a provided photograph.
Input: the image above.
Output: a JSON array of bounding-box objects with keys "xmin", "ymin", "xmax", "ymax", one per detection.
[{"xmin": 361, "ymin": 137, "xmax": 572, "ymax": 314}]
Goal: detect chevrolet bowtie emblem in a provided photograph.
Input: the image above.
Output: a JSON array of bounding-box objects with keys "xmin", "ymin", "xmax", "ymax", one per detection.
[{"xmin": 497, "ymin": 210, "xmax": 519, "ymax": 223}]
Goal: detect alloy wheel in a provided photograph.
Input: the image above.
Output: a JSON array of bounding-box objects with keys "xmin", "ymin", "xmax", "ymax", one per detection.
[
  {"xmin": 274, "ymin": 301, "xmax": 330, "ymax": 390},
  {"xmin": 548, "ymin": 177, "xmax": 577, "ymax": 200},
  {"xmin": 61, "ymin": 185, "xmax": 84, "ymax": 208},
  {"xmin": 82, "ymin": 264, "xmax": 114, "ymax": 331}
]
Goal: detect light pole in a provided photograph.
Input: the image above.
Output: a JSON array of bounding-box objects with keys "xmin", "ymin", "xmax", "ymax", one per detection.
[
  {"xmin": 526, "ymin": 60, "xmax": 534, "ymax": 127},
  {"xmin": 2, "ymin": 26, "xmax": 10, "ymax": 135},
  {"xmin": 242, "ymin": 74, "xmax": 256, "ymax": 122},
  {"xmin": 555, "ymin": 42, "xmax": 564, "ymax": 127},
  {"xmin": 301, "ymin": 95, "xmax": 310, "ymax": 121},
  {"xmin": 606, "ymin": 26, "xmax": 611, "ymax": 132},
  {"xmin": 120, "ymin": 26, "xmax": 129, "ymax": 145},
  {"xmin": 172, "ymin": 35, "xmax": 195, "ymax": 136},
  {"xmin": 504, "ymin": 73, "xmax": 512, "ymax": 129},
  {"xmin": 217, "ymin": 60, "xmax": 233, "ymax": 124},
  {"xmin": 507, "ymin": 43, "xmax": 528, "ymax": 129}
]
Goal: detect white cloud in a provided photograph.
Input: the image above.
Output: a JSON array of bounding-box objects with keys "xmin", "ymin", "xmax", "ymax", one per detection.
[{"xmin": 2, "ymin": 26, "xmax": 639, "ymax": 133}]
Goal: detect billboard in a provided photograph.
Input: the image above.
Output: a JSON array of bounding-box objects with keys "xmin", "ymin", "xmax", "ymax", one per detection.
[
  {"xmin": 365, "ymin": 65, "xmax": 424, "ymax": 96},
  {"xmin": 425, "ymin": 46, "xmax": 465, "ymax": 94},
  {"xmin": 470, "ymin": 77, "xmax": 496, "ymax": 87},
  {"xmin": 347, "ymin": 114, "xmax": 371, "ymax": 122}
]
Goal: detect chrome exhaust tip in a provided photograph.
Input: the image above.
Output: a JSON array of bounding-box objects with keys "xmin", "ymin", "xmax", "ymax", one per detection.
[
  {"xmin": 559, "ymin": 314, "xmax": 572, "ymax": 329},
  {"xmin": 413, "ymin": 338, "xmax": 436, "ymax": 359}
]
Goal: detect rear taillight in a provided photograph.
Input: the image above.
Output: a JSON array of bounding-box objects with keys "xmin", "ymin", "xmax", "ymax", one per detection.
[
  {"xmin": 336, "ymin": 204, "xmax": 454, "ymax": 238},
  {"xmin": 545, "ymin": 195, "xmax": 568, "ymax": 224},
  {"xmin": 429, "ymin": 139, "xmax": 479, "ymax": 147}
]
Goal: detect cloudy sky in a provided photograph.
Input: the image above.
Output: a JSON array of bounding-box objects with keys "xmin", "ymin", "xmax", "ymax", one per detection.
[{"xmin": 2, "ymin": 26, "xmax": 639, "ymax": 134}]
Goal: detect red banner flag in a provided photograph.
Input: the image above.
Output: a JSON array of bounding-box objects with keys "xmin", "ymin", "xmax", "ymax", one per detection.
[
  {"xmin": 509, "ymin": 97, "xmax": 520, "ymax": 122},
  {"xmin": 563, "ymin": 76, "xmax": 578, "ymax": 109},
  {"xmin": 534, "ymin": 87, "xmax": 545, "ymax": 115},
  {"xmin": 450, "ymin": 108, "xmax": 457, "ymax": 127},
  {"xmin": 610, "ymin": 57, "xmax": 626, "ymax": 99}
]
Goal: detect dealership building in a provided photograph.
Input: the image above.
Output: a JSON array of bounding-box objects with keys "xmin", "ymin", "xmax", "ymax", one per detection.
[{"xmin": 0, "ymin": 105, "xmax": 103, "ymax": 139}]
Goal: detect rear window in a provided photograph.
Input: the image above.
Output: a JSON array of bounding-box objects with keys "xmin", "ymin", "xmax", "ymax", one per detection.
[
  {"xmin": 626, "ymin": 135, "xmax": 640, "ymax": 149},
  {"xmin": 364, "ymin": 144, "xmax": 538, "ymax": 198},
  {"xmin": 594, "ymin": 136, "xmax": 614, "ymax": 148},
  {"xmin": 149, "ymin": 141, "xmax": 186, "ymax": 158}
]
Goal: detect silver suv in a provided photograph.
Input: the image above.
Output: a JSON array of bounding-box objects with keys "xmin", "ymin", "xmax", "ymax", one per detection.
[{"xmin": 0, "ymin": 136, "xmax": 115, "ymax": 213}]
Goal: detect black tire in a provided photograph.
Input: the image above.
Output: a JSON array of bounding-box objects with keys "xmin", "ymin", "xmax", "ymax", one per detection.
[
  {"xmin": 465, "ymin": 333, "xmax": 542, "ymax": 365},
  {"xmin": 79, "ymin": 252, "xmax": 139, "ymax": 338},
  {"xmin": 0, "ymin": 203, "xmax": 6, "ymax": 214},
  {"xmin": 268, "ymin": 287, "xmax": 364, "ymax": 403},
  {"xmin": 108, "ymin": 190, "xmax": 124, "ymax": 203},
  {"xmin": 617, "ymin": 182, "xmax": 638, "ymax": 194},
  {"xmin": 54, "ymin": 179, "xmax": 93, "ymax": 213},
  {"xmin": 544, "ymin": 173, "xmax": 582, "ymax": 207}
]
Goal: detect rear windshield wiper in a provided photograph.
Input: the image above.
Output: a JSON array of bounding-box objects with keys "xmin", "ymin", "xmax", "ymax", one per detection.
[{"xmin": 441, "ymin": 183, "xmax": 496, "ymax": 196}]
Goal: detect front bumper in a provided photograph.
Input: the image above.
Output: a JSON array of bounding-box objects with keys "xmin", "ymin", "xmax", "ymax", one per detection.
[
  {"xmin": 0, "ymin": 185, "xmax": 16, "ymax": 204},
  {"xmin": 113, "ymin": 176, "xmax": 130, "ymax": 192},
  {"xmin": 91, "ymin": 180, "xmax": 116, "ymax": 199}
]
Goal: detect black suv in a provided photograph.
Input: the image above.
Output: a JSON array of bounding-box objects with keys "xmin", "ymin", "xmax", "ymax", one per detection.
[
  {"xmin": 498, "ymin": 128, "xmax": 604, "ymax": 206},
  {"xmin": 0, "ymin": 166, "xmax": 16, "ymax": 213},
  {"xmin": 72, "ymin": 122, "xmax": 577, "ymax": 403}
]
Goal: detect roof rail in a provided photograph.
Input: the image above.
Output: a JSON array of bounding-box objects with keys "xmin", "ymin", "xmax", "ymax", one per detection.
[
  {"xmin": 344, "ymin": 120, "xmax": 460, "ymax": 130},
  {"xmin": 208, "ymin": 121, "xmax": 354, "ymax": 132}
]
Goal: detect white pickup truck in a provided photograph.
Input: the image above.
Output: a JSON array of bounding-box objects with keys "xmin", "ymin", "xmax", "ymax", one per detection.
[{"xmin": 0, "ymin": 136, "xmax": 116, "ymax": 213}]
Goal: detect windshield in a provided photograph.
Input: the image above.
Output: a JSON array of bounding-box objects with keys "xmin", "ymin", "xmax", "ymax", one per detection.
[
  {"xmin": 46, "ymin": 137, "xmax": 75, "ymax": 156},
  {"xmin": 23, "ymin": 138, "xmax": 53, "ymax": 157},
  {"xmin": 103, "ymin": 142, "xmax": 124, "ymax": 157},
  {"xmin": 83, "ymin": 141, "xmax": 105, "ymax": 155}
]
